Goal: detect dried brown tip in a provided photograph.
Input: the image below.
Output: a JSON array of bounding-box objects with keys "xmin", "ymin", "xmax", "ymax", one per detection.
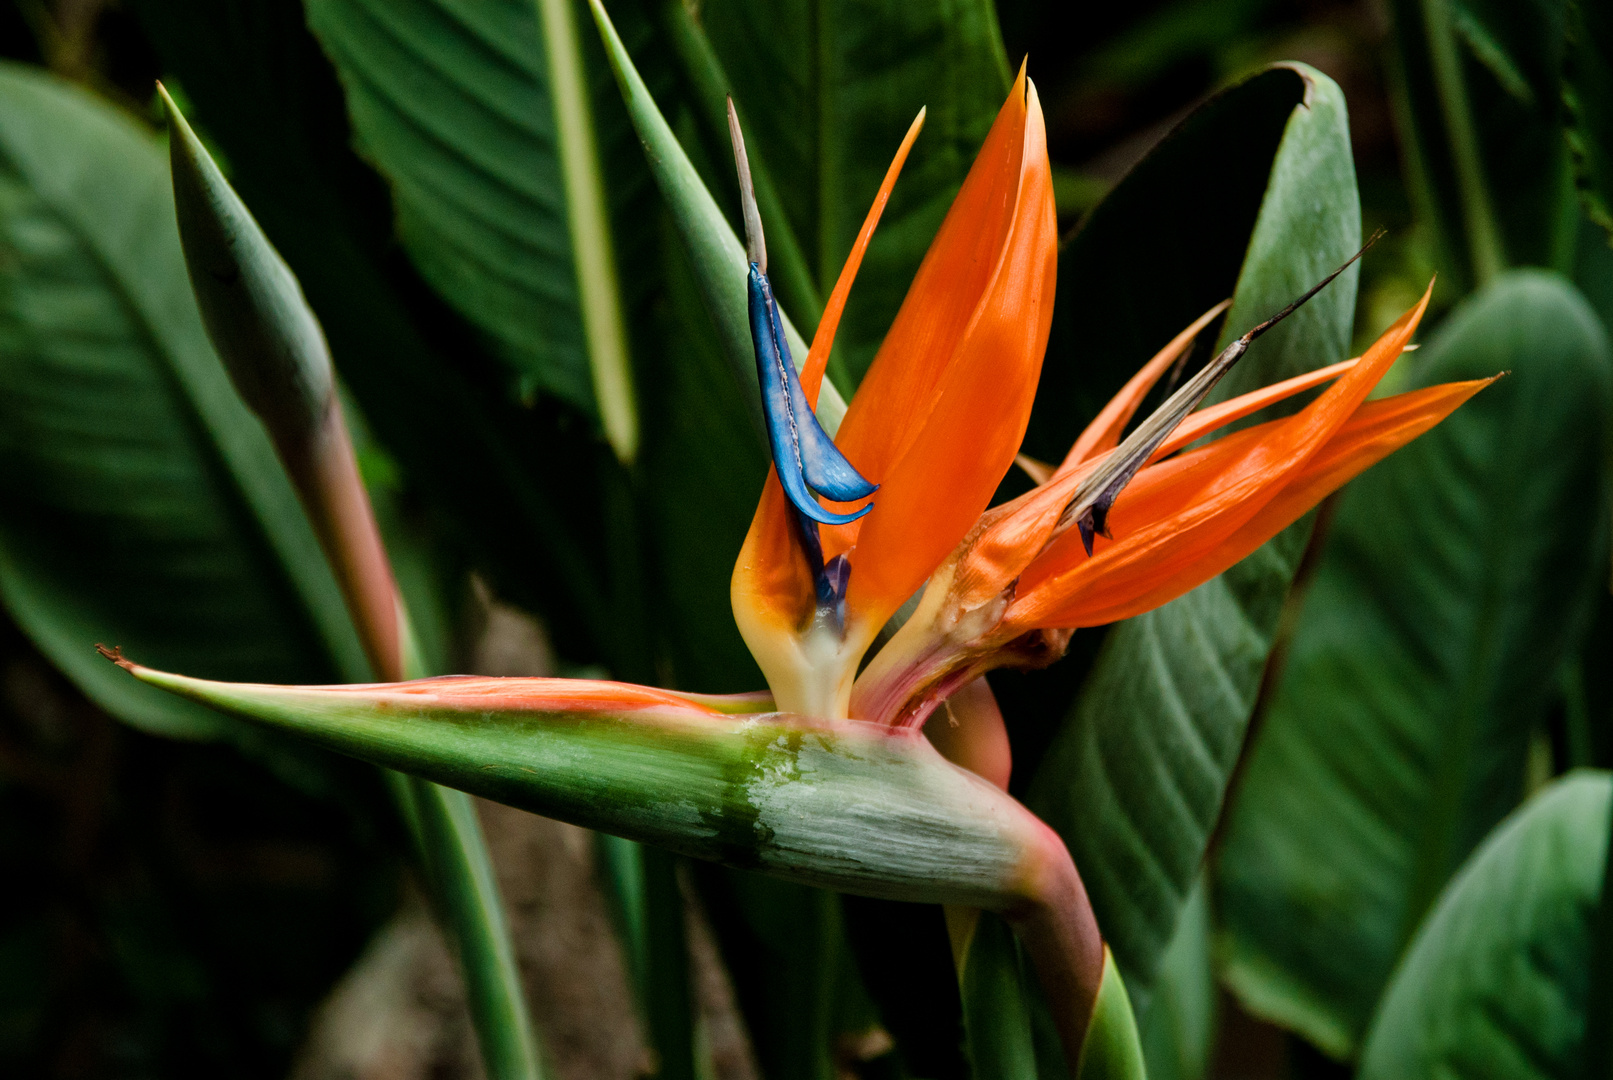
[{"xmin": 95, "ymin": 644, "xmax": 135, "ymax": 671}]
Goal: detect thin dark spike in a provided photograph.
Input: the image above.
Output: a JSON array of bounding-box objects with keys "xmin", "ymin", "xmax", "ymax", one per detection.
[
  {"xmin": 1237, "ymin": 227, "xmax": 1385, "ymax": 347},
  {"xmin": 1064, "ymin": 230, "xmax": 1385, "ymax": 556}
]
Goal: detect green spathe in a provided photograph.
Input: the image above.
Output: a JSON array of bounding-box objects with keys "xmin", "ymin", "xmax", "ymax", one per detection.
[
  {"xmin": 158, "ymin": 83, "xmax": 334, "ymax": 445},
  {"xmin": 119, "ymin": 662, "xmax": 1051, "ymax": 909}
]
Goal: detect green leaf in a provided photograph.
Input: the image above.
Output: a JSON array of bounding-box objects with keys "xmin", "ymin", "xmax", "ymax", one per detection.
[
  {"xmin": 1022, "ymin": 65, "xmax": 1316, "ymax": 462},
  {"xmin": 687, "ymin": 0, "xmax": 1011, "ymax": 388},
  {"xmin": 1357, "ymin": 770, "xmax": 1612, "ymax": 1080},
  {"xmin": 0, "ymin": 62, "xmax": 368, "ymax": 739},
  {"xmin": 1384, "ymin": 0, "xmax": 1576, "ymax": 289},
  {"xmin": 303, "ymin": 0, "xmax": 588, "ymax": 412},
  {"xmin": 1024, "ymin": 63, "xmax": 1361, "ymax": 1007},
  {"xmin": 1215, "ymin": 271, "xmax": 1613, "ymax": 1058},
  {"xmin": 659, "ymin": 0, "xmax": 823, "ymax": 342},
  {"xmin": 640, "ymin": 211, "xmax": 769, "ymax": 693}
]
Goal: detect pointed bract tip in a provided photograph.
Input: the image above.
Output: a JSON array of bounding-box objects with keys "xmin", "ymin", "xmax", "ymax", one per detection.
[
  {"xmin": 95, "ymin": 644, "xmax": 135, "ymax": 671},
  {"xmin": 1239, "ymin": 228, "xmax": 1386, "ymax": 348},
  {"xmin": 727, "ymin": 97, "xmax": 766, "ymax": 273}
]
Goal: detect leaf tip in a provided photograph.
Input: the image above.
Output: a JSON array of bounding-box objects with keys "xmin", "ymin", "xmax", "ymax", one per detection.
[{"xmin": 94, "ymin": 643, "xmax": 135, "ymax": 672}]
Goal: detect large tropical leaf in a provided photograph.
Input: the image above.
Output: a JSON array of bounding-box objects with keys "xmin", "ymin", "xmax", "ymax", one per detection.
[
  {"xmin": 0, "ymin": 63, "xmax": 367, "ymax": 740},
  {"xmin": 1023, "ymin": 63, "xmax": 1361, "ymax": 1007},
  {"xmin": 1357, "ymin": 770, "xmax": 1612, "ymax": 1080},
  {"xmin": 303, "ymin": 0, "xmax": 587, "ymax": 410},
  {"xmin": 1215, "ymin": 271, "xmax": 1613, "ymax": 1058}
]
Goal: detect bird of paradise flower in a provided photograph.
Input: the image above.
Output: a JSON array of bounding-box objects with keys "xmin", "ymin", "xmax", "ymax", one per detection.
[{"xmin": 107, "ymin": 61, "xmax": 1489, "ymax": 1075}]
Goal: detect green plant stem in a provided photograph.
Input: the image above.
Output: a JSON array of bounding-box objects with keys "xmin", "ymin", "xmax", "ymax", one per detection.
[
  {"xmin": 412, "ymin": 777, "xmax": 547, "ymax": 1080},
  {"xmin": 534, "ymin": 0, "xmax": 639, "ymax": 464},
  {"xmin": 957, "ymin": 911, "xmax": 1038, "ymax": 1080},
  {"xmin": 597, "ymin": 832, "xmax": 649, "ymax": 991},
  {"xmin": 596, "ymin": 835, "xmax": 698, "ymax": 1079},
  {"xmin": 642, "ymin": 846, "xmax": 698, "ymax": 1080},
  {"xmin": 1420, "ymin": 0, "xmax": 1504, "ymax": 285},
  {"xmin": 396, "ymin": 624, "xmax": 546, "ymax": 1080}
]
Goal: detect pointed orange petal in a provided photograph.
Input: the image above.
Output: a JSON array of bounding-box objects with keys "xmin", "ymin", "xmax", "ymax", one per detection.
[
  {"xmin": 1147, "ymin": 356, "xmax": 1359, "ymax": 463},
  {"xmin": 800, "ymin": 109, "xmax": 926, "ymax": 406},
  {"xmin": 732, "ymin": 113, "xmax": 926, "ymax": 644},
  {"xmin": 1009, "ymin": 377, "xmax": 1490, "ymax": 629},
  {"xmin": 834, "ymin": 76, "xmax": 1057, "ymax": 639},
  {"xmin": 827, "ymin": 63, "xmax": 1031, "ymax": 485},
  {"xmin": 1055, "ymin": 299, "xmax": 1231, "ymax": 475},
  {"xmin": 1008, "ymin": 288, "xmax": 1435, "ymax": 620}
]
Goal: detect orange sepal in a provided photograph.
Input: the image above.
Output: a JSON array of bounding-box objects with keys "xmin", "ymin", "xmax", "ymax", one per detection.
[
  {"xmin": 1011, "ymin": 378, "xmax": 1492, "ymax": 628},
  {"xmin": 1147, "ymin": 356, "xmax": 1360, "ymax": 463},
  {"xmin": 826, "ymin": 64, "xmax": 1031, "ymax": 486},
  {"xmin": 830, "ymin": 72, "xmax": 1057, "ymax": 640},
  {"xmin": 800, "ymin": 109, "xmax": 926, "ymax": 405},
  {"xmin": 732, "ymin": 110, "xmax": 925, "ymax": 634},
  {"xmin": 1009, "ymin": 286, "xmax": 1435, "ymax": 627}
]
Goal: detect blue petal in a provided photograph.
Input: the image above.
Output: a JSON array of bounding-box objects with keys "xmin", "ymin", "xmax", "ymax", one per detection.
[
  {"xmin": 747, "ymin": 265, "xmax": 875, "ymax": 526},
  {"xmin": 763, "ymin": 295, "xmax": 878, "ymax": 503}
]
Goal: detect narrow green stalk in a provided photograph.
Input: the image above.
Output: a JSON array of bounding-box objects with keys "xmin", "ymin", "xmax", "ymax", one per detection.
[
  {"xmin": 161, "ymin": 83, "xmax": 545, "ymax": 1080},
  {"xmin": 535, "ymin": 0, "xmax": 639, "ymax": 464},
  {"xmin": 595, "ymin": 833, "xmax": 699, "ymax": 1080},
  {"xmin": 642, "ymin": 846, "xmax": 698, "ymax": 1080},
  {"xmin": 413, "ymin": 778, "xmax": 547, "ymax": 1080},
  {"xmin": 662, "ymin": 0, "xmax": 823, "ymax": 334},
  {"xmin": 400, "ymin": 620, "xmax": 546, "ymax": 1080},
  {"xmin": 597, "ymin": 832, "xmax": 649, "ymax": 992},
  {"xmin": 957, "ymin": 912, "xmax": 1038, "ymax": 1080},
  {"xmin": 1420, "ymin": 0, "xmax": 1504, "ymax": 285}
]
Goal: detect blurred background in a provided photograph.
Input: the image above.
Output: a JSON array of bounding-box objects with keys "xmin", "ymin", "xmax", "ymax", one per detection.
[{"xmin": 0, "ymin": 0, "xmax": 1607, "ymax": 1078}]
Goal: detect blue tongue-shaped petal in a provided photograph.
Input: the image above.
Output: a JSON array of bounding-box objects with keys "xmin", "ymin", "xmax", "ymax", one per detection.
[{"xmin": 748, "ymin": 265, "xmax": 876, "ymax": 525}]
